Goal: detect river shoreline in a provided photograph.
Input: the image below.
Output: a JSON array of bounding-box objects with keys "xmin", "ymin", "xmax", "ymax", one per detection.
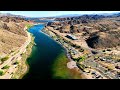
[
  {"xmin": 18, "ymin": 25, "xmax": 35, "ymax": 79},
  {"xmin": 21, "ymin": 24, "xmax": 86, "ymax": 79},
  {"xmin": 19, "ymin": 34, "xmax": 35, "ymax": 79},
  {"xmin": 41, "ymin": 27, "xmax": 86, "ymax": 79}
]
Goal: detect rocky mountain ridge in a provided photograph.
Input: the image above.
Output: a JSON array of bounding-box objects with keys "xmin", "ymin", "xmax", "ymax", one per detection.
[{"xmin": 47, "ymin": 14, "xmax": 120, "ymax": 49}]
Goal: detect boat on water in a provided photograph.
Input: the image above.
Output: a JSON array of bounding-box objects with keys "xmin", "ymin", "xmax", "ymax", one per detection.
[{"xmin": 34, "ymin": 42, "xmax": 37, "ymax": 45}]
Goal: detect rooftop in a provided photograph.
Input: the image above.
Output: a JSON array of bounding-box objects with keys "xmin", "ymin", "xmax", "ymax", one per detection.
[{"xmin": 66, "ymin": 34, "xmax": 77, "ymax": 40}]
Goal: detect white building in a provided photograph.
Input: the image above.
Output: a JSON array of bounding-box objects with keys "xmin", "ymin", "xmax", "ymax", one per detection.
[{"xmin": 66, "ymin": 34, "xmax": 77, "ymax": 40}]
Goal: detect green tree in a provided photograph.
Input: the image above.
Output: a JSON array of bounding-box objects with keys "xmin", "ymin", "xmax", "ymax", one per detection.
[
  {"xmin": 0, "ymin": 70, "xmax": 4, "ymax": 76},
  {"xmin": 76, "ymin": 45, "xmax": 81, "ymax": 49},
  {"xmin": 13, "ymin": 61, "xmax": 19, "ymax": 65},
  {"xmin": 102, "ymin": 50, "xmax": 106, "ymax": 52},
  {"xmin": 79, "ymin": 56, "xmax": 86, "ymax": 62},
  {"xmin": 2, "ymin": 65, "xmax": 10, "ymax": 69},
  {"xmin": 1, "ymin": 56, "xmax": 9, "ymax": 62},
  {"xmin": 79, "ymin": 48, "xmax": 84, "ymax": 52}
]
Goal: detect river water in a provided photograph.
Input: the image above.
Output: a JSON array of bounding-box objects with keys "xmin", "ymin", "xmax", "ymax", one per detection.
[{"xmin": 23, "ymin": 24, "xmax": 66, "ymax": 79}]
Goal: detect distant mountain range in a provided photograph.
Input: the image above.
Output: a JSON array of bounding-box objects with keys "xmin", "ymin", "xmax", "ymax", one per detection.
[
  {"xmin": 1, "ymin": 12, "xmax": 120, "ymax": 18},
  {"xmin": 0, "ymin": 13, "xmax": 27, "ymax": 18},
  {"xmin": 53, "ymin": 14, "xmax": 82, "ymax": 18},
  {"xmin": 54, "ymin": 12, "xmax": 120, "ymax": 18}
]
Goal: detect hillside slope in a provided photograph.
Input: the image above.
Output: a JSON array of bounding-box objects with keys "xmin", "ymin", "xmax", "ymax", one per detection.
[{"xmin": 0, "ymin": 16, "xmax": 33, "ymax": 57}]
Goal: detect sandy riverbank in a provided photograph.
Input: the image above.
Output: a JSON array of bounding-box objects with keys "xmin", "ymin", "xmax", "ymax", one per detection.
[
  {"xmin": 19, "ymin": 35, "xmax": 35, "ymax": 79},
  {"xmin": 18, "ymin": 30, "xmax": 35, "ymax": 79},
  {"xmin": 10, "ymin": 32, "xmax": 34, "ymax": 79},
  {"xmin": 11, "ymin": 25, "xmax": 35, "ymax": 79}
]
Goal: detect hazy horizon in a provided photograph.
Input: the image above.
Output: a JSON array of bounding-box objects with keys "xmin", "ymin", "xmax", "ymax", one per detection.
[{"xmin": 0, "ymin": 11, "xmax": 120, "ymax": 17}]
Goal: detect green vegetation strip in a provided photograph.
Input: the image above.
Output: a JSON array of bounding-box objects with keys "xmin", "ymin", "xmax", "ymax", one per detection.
[
  {"xmin": 26, "ymin": 24, "xmax": 33, "ymax": 30},
  {"xmin": 43, "ymin": 28, "xmax": 82, "ymax": 79},
  {"xmin": 2, "ymin": 65, "xmax": 10, "ymax": 69},
  {"xmin": 52, "ymin": 52, "xmax": 82, "ymax": 79},
  {"xmin": 73, "ymin": 55, "xmax": 86, "ymax": 63}
]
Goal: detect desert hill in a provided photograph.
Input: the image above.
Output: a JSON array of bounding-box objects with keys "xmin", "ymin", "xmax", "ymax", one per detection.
[{"xmin": 0, "ymin": 16, "xmax": 33, "ymax": 57}]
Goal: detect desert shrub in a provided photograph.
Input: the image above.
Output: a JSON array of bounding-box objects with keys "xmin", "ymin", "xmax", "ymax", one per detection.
[
  {"xmin": 73, "ymin": 56, "xmax": 86, "ymax": 62},
  {"xmin": 0, "ymin": 70, "xmax": 4, "ymax": 76},
  {"xmin": 2, "ymin": 65, "xmax": 10, "ymax": 69},
  {"xmin": 1, "ymin": 56, "xmax": 9, "ymax": 62},
  {"xmin": 13, "ymin": 61, "xmax": 19, "ymax": 65},
  {"xmin": 79, "ymin": 48, "xmax": 84, "ymax": 52}
]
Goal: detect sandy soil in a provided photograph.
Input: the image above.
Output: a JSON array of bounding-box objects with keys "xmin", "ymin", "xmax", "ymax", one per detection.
[{"xmin": 0, "ymin": 30, "xmax": 31, "ymax": 79}]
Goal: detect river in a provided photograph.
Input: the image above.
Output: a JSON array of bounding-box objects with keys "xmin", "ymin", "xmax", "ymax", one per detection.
[{"xmin": 23, "ymin": 24, "xmax": 67, "ymax": 79}]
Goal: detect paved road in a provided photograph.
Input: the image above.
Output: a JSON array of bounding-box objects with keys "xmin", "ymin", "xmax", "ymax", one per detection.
[{"xmin": 83, "ymin": 54, "xmax": 119, "ymax": 79}]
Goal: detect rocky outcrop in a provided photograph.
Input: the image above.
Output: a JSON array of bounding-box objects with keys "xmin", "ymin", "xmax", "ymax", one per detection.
[
  {"xmin": 86, "ymin": 32, "xmax": 120, "ymax": 49},
  {"xmin": 70, "ymin": 25, "xmax": 79, "ymax": 33},
  {"xmin": 60, "ymin": 24, "xmax": 70, "ymax": 33},
  {"xmin": 49, "ymin": 14, "xmax": 120, "ymax": 50}
]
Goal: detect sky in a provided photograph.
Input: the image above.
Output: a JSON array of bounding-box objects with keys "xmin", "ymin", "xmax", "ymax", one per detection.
[{"xmin": 0, "ymin": 11, "xmax": 120, "ymax": 17}]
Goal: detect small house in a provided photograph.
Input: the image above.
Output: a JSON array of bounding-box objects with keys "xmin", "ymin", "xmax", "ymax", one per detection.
[{"xmin": 66, "ymin": 34, "xmax": 77, "ymax": 40}]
